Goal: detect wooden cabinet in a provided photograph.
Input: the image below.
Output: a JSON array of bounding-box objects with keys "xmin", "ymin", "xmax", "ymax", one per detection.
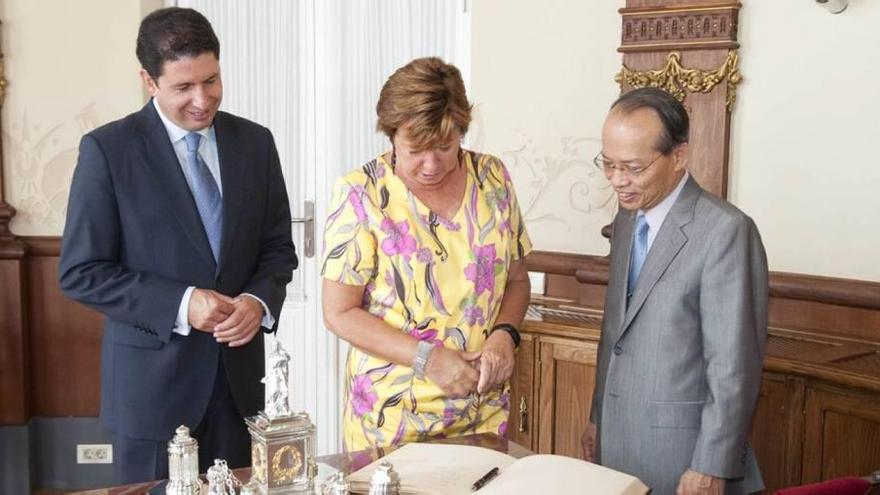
[
  {"xmin": 511, "ymin": 318, "xmax": 599, "ymax": 458},
  {"xmin": 516, "ymin": 310, "xmax": 880, "ymax": 492},
  {"xmin": 802, "ymin": 385, "xmax": 880, "ymax": 484}
]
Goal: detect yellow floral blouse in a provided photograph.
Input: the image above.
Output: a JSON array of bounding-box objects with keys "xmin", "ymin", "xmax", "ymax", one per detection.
[{"xmin": 321, "ymin": 150, "xmax": 532, "ymax": 451}]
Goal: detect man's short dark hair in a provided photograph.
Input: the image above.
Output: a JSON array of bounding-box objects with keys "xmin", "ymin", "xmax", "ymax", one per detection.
[
  {"xmin": 610, "ymin": 87, "xmax": 689, "ymax": 155},
  {"xmin": 136, "ymin": 7, "xmax": 220, "ymax": 80}
]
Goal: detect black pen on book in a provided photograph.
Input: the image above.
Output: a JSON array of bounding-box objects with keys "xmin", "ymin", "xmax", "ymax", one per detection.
[{"xmin": 471, "ymin": 466, "xmax": 500, "ymax": 491}]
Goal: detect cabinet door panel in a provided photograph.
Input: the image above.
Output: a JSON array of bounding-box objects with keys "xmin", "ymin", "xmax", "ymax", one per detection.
[
  {"xmin": 537, "ymin": 337, "xmax": 597, "ymax": 459},
  {"xmin": 508, "ymin": 334, "xmax": 535, "ymax": 449},
  {"xmin": 803, "ymin": 386, "xmax": 880, "ymax": 483},
  {"xmin": 750, "ymin": 373, "xmax": 805, "ymax": 493}
]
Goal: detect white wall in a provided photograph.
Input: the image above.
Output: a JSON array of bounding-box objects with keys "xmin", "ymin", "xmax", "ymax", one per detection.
[
  {"xmin": 731, "ymin": 0, "xmax": 880, "ymax": 281},
  {"xmin": 469, "ymin": 0, "xmax": 624, "ymax": 256},
  {"xmin": 1, "ymin": 0, "xmax": 150, "ymax": 236},
  {"xmin": 3, "ymin": 0, "xmax": 878, "ymax": 282},
  {"xmin": 471, "ymin": 0, "xmax": 880, "ymax": 282}
]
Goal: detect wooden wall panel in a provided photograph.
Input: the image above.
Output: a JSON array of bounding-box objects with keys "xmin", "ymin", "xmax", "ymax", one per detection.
[
  {"xmin": 769, "ymin": 298, "xmax": 880, "ymax": 343},
  {"xmin": 0, "ymin": 255, "xmax": 29, "ymax": 424},
  {"xmin": 26, "ymin": 242, "xmax": 103, "ymax": 417},
  {"xmin": 529, "ymin": 251, "xmax": 880, "ymax": 345}
]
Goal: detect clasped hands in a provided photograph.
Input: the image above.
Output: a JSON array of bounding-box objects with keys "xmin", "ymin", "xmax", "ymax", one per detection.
[
  {"xmin": 425, "ymin": 329, "xmax": 516, "ymax": 399},
  {"xmin": 188, "ymin": 288, "xmax": 263, "ymax": 347}
]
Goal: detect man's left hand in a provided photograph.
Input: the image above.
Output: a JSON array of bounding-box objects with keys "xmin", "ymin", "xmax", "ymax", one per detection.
[
  {"xmin": 213, "ymin": 296, "xmax": 263, "ymax": 347},
  {"xmin": 477, "ymin": 329, "xmax": 516, "ymax": 393},
  {"xmin": 676, "ymin": 469, "xmax": 725, "ymax": 495}
]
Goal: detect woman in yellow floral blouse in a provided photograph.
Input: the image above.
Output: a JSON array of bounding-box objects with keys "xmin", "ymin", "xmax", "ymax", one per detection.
[{"xmin": 321, "ymin": 57, "xmax": 532, "ymax": 451}]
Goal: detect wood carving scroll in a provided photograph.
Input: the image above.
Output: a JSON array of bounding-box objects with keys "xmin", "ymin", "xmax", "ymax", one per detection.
[{"xmin": 620, "ymin": 4, "xmax": 740, "ymax": 52}]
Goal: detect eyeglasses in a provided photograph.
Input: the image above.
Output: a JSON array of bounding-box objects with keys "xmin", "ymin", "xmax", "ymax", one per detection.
[{"xmin": 593, "ymin": 151, "xmax": 664, "ymax": 178}]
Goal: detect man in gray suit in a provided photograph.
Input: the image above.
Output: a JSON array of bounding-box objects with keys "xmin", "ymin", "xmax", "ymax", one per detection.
[{"xmin": 582, "ymin": 88, "xmax": 768, "ymax": 495}]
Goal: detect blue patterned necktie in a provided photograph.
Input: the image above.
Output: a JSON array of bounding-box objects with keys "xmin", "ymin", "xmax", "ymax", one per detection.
[
  {"xmin": 627, "ymin": 214, "xmax": 649, "ymax": 301},
  {"xmin": 183, "ymin": 132, "xmax": 223, "ymax": 262}
]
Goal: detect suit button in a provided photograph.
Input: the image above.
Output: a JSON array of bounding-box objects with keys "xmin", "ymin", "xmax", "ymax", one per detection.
[{"xmin": 613, "ymin": 345, "xmax": 623, "ymax": 355}]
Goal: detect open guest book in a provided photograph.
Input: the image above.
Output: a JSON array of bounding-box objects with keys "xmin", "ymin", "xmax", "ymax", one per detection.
[{"xmin": 347, "ymin": 443, "xmax": 649, "ymax": 495}]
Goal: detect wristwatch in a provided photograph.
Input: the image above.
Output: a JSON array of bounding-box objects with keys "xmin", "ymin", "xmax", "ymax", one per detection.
[
  {"xmin": 412, "ymin": 340, "xmax": 435, "ymax": 380},
  {"xmin": 490, "ymin": 323, "xmax": 521, "ymax": 349}
]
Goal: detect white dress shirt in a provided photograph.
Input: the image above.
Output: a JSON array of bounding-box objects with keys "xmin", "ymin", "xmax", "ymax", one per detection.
[
  {"xmin": 640, "ymin": 172, "xmax": 690, "ymax": 252},
  {"xmin": 152, "ymin": 99, "xmax": 275, "ymax": 336}
]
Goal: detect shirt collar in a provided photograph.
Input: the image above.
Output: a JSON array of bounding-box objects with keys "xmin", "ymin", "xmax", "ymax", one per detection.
[
  {"xmin": 639, "ymin": 171, "xmax": 689, "ymax": 233},
  {"xmin": 152, "ymin": 98, "xmax": 214, "ymax": 145}
]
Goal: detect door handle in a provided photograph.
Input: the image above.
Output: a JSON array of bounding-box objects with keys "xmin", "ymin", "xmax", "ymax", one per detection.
[
  {"xmin": 519, "ymin": 396, "xmax": 528, "ymax": 433},
  {"xmin": 291, "ymin": 200, "xmax": 315, "ymax": 258}
]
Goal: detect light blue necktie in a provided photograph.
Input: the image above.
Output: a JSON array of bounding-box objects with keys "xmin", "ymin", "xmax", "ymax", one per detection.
[
  {"xmin": 627, "ymin": 214, "xmax": 649, "ymax": 301},
  {"xmin": 183, "ymin": 132, "xmax": 223, "ymax": 262}
]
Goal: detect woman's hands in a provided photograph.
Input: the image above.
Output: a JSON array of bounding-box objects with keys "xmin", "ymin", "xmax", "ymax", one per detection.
[
  {"xmin": 477, "ymin": 330, "xmax": 516, "ymax": 393},
  {"xmin": 425, "ymin": 347, "xmax": 481, "ymax": 398},
  {"xmin": 424, "ymin": 329, "xmax": 516, "ymax": 398}
]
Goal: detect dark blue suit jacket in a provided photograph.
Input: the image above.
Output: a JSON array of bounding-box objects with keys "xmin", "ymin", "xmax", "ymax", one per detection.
[{"xmin": 59, "ymin": 101, "xmax": 298, "ymax": 441}]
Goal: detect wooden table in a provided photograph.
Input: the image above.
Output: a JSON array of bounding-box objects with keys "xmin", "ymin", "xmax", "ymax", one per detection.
[{"xmin": 70, "ymin": 433, "xmax": 532, "ymax": 494}]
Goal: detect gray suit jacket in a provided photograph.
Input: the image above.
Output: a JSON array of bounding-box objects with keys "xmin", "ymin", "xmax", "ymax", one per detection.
[{"xmin": 590, "ymin": 177, "xmax": 768, "ymax": 495}]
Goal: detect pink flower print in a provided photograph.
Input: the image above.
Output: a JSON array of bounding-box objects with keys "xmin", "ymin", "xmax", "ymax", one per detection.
[
  {"xmin": 443, "ymin": 405, "xmax": 459, "ymax": 428},
  {"xmin": 493, "ymin": 188, "xmax": 510, "ymax": 213},
  {"xmin": 350, "ymin": 374, "xmax": 378, "ymax": 418},
  {"xmin": 421, "ymin": 214, "xmax": 461, "ymax": 232},
  {"xmin": 409, "ymin": 327, "xmax": 443, "ymax": 347},
  {"xmin": 464, "ymin": 244, "xmax": 501, "ymax": 296},
  {"xmin": 499, "ymin": 391, "xmax": 510, "ymax": 410},
  {"xmin": 380, "ymin": 218, "xmax": 417, "ymax": 260},
  {"xmin": 416, "ymin": 247, "xmax": 433, "ymax": 264},
  {"xmin": 498, "ymin": 421, "xmax": 508, "ymax": 437},
  {"xmin": 463, "ymin": 305, "xmax": 485, "ymax": 326},
  {"xmin": 347, "ymin": 185, "xmax": 368, "ymax": 223}
]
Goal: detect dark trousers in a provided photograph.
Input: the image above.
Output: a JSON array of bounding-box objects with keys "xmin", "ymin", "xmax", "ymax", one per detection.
[{"xmin": 110, "ymin": 360, "xmax": 252, "ymax": 484}]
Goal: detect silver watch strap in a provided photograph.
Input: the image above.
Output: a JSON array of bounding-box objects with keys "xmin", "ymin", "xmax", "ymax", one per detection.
[{"xmin": 412, "ymin": 340, "xmax": 435, "ymax": 380}]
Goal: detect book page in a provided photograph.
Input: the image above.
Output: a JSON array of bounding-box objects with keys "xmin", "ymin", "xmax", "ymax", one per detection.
[
  {"xmin": 477, "ymin": 454, "xmax": 649, "ymax": 495},
  {"xmin": 347, "ymin": 443, "xmax": 516, "ymax": 495}
]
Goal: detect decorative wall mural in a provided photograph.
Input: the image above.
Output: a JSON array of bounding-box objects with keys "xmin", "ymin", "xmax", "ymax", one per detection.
[
  {"xmin": 501, "ymin": 134, "xmax": 616, "ymax": 233},
  {"xmin": 4, "ymin": 104, "xmax": 100, "ymax": 234}
]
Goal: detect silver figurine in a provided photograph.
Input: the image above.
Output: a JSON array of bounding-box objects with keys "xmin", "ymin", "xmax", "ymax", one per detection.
[
  {"xmin": 263, "ymin": 340, "xmax": 292, "ymax": 419},
  {"xmin": 245, "ymin": 339, "xmax": 317, "ymax": 494}
]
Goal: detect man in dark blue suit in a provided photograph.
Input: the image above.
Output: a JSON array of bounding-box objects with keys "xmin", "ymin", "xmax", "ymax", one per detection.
[{"xmin": 59, "ymin": 7, "xmax": 298, "ymax": 484}]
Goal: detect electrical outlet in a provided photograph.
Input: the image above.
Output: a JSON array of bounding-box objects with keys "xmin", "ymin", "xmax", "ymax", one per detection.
[{"xmin": 76, "ymin": 444, "xmax": 113, "ymax": 464}]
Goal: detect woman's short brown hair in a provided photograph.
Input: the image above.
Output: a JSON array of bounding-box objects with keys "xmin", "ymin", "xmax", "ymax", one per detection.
[{"xmin": 376, "ymin": 57, "xmax": 472, "ymax": 150}]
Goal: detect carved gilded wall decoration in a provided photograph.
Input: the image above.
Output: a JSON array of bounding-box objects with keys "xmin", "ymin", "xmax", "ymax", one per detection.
[{"xmin": 614, "ymin": 51, "xmax": 742, "ymax": 112}]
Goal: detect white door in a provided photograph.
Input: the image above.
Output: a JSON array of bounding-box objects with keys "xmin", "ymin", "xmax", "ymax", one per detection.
[{"xmin": 173, "ymin": 0, "xmax": 470, "ymax": 454}]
